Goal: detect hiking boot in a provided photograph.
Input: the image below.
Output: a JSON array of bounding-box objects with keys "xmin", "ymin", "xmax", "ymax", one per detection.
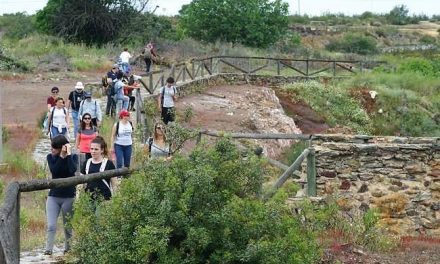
[{"xmin": 43, "ymin": 250, "xmax": 52, "ymax": 256}]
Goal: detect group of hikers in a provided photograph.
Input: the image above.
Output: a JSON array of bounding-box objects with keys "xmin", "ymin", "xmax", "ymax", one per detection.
[{"xmin": 42, "ymin": 41, "xmax": 176, "ymax": 256}]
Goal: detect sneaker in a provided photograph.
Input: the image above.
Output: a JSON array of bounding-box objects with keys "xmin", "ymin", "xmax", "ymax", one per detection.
[{"xmin": 43, "ymin": 250, "xmax": 52, "ymax": 256}]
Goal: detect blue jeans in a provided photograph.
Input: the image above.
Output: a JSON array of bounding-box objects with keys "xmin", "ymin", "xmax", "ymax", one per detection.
[
  {"xmin": 115, "ymin": 96, "xmax": 129, "ymax": 117},
  {"xmin": 114, "ymin": 144, "xmax": 132, "ymax": 168},
  {"xmin": 121, "ymin": 62, "xmax": 130, "ymax": 74},
  {"xmin": 71, "ymin": 110, "xmax": 79, "ymax": 139},
  {"xmin": 51, "ymin": 126, "xmax": 68, "ymax": 139}
]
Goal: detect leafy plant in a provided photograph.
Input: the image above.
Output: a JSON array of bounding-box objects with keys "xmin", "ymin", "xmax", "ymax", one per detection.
[
  {"xmin": 326, "ymin": 33, "xmax": 378, "ymax": 55},
  {"xmin": 180, "ymin": 0, "xmax": 289, "ymax": 48},
  {"xmin": 72, "ymin": 139, "xmax": 320, "ymax": 263}
]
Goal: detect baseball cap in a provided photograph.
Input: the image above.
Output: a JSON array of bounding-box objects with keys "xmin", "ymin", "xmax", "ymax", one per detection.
[
  {"xmin": 75, "ymin": 81, "xmax": 84, "ymax": 89},
  {"xmin": 113, "ymin": 64, "xmax": 119, "ymax": 69},
  {"xmin": 84, "ymin": 91, "xmax": 92, "ymax": 98},
  {"xmin": 119, "ymin": 109, "xmax": 130, "ymax": 118}
]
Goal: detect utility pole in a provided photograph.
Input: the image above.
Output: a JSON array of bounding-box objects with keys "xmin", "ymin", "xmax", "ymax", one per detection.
[
  {"xmin": 0, "ymin": 80, "xmax": 3, "ymax": 164},
  {"xmin": 298, "ymin": 0, "xmax": 301, "ymax": 16}
]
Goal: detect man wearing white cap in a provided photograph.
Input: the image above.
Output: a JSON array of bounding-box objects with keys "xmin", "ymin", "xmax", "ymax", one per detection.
[{"xmin": 67, "ymin": 81, "xmax": 86, "ymax": 139}]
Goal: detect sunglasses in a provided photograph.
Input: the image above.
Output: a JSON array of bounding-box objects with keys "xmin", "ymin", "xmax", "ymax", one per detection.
[
  {"xmin": 52, "ymin": 91, "xmax": 59, "ymax": 94},
  {"xmin": 155, "ymin": 126, "xmax": 164, "ymax": 129},
  {"xmin": 83, "ymin": 117, "xmax": 91, "ymax": 120}
]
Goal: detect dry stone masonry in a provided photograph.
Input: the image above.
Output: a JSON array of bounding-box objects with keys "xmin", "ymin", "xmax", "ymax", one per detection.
[{"xmin": 309, "ymin": 135, "xmax": 439, "ymax": 236}]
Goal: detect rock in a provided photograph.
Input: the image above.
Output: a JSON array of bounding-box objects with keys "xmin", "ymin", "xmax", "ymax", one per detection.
[
  {"xmin": 391, "ymin": 179, "xmax": 403, "ymax": 187},
  {"xmin": 429, "ymin": 169, "xmax": 440, "ymax": 178},
  {"xmin": 359, "ymin": 202, "xmax": 370, "ymax": 212},
  {"xmin": 358, "ymin": 173, "xmax": 374, "ymax": 181},
  {"xmin": 339, "ymin": 180, "xmax": 351, "ymax": 190},
  {"xmin": 431, "ymin": 203, "xmax": 440, "ymax": 211},
  {"xmin": 320, "ymin": 170, "xmax": 336, "ymax": 178},
  {"xmin": 406, "ymin": 162, "xmax": 426, "ymax": 174},
  {"xmin": 388, "ymin": 185, "xmax": 400, "ymax": 192},
  {"xmin": 371, "ymin": 190, "xmax": 385, "ymax": 198},
  {"xmin": 358, "ymin": 183, "xmax": 368, "ymax": 193},
  {"xmin": 406, "ymin": 209, "xmax": 418, "ymax": 216},
  {"xmin": 430, "ymin": 182, "xmax": 440, "ymax": 192},
  {"xmin": 412, "ymin": 191, "xmax": 432, "ymax": 201}
]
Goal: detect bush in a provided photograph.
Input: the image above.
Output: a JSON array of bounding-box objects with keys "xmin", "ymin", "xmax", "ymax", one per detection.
[
  {"xmin": 283, "ymin": 81, "xmax": 372, "ymax": 134},
  {"xmin": 326, "ymin": 33, "xmax": 378, "ymax": 55},
  {"xmin": 72, "ymin": 139, "xmax": 320, "ymax": 263},
  {"xmin": 397, "ymin": 57, "xmax": 437, "ymax": 77}
]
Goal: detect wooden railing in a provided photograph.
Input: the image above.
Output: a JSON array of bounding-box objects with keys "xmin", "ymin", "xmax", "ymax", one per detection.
[{"xmin": 136, "ymin": 56, "xmax": 385, "ymax": 94}]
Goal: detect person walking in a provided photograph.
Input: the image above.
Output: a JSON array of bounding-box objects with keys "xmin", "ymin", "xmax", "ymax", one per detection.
[
  {"xmin": 67, "ymin": 82, "xmax": 86, "ymax": 140},
  {"xmin": 43, "ymin": 86, "xmax": 60, "ymax": 130},
  {"xmin": 74, "ymin": 113, "xmax": 98, "ymax": 165},
  {"xmin": 157, "ymin": 77, "xmax": 177, "ymax": 125},
  {"xmin": 147, "ymin": 122, "xmax": 171, "ymax": 160},
  {"xmin": 119, "ymin": 47, "xmax": 132, "ymax": 75},
  {"xmin": 78, "ymin": 91, "xmax": 102, "ymax": 127},
  {"xmin": 110, "ymin": 109, "xmax": 134, "ymax": 169},
  {"xmin": 114, "ymin": 71, "xmax": 138, "ymax": 117},
  {"xmin": 105, "ymin": 64, "xmax": 119, "ymax": 116},
  {"xmin": 81, "ymin": 136, "xmax": 116, "ymax": 201},
  {"xmin": 44, "ymin": 135, "xmax": 78, "ymax": 255},
  {"xmin": 142, "ymin": 41, "xmax": 157, "ymax": 73},
  {"xmin": 47, "ymin": 97, "xmax": 69, "ymax": 139}
]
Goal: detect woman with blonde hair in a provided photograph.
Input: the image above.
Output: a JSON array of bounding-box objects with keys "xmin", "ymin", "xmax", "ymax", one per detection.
[{"xmin": 147, "ymin": 122, "xmax": 171, "ymax": 160}]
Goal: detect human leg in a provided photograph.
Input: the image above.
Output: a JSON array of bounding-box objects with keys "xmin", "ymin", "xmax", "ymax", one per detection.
[
  {"xmin": 106, "ymin": 93, "xmax": 113, "ymax": 116},
  {"xmin": 45, "ymin": 196, "xmax": 62, "ymax": 253},
  {"xmin": 71, "ymin": 110, "xmax": 79, "ymax": 139},
  {"xmin": 122, "ymin": 144, "xmax": 132, "ymax": 168},
  {"xmin": 145, "ymin": 58, "xmax": 152, "ymax": 72},
  {"xmin": 60, "ymin": 197, "xmax": 74, "ymax": 252},
  {"xmin": 114, "ymin": 144, "xmax": 124, "ymax": 168},
  {"xmin": 122, "ymin": 96, "xmax": 129, "ymax": 110},
  {"xmin": 115, "ymin": 99, "xmax": 123, "ymax": 117}
]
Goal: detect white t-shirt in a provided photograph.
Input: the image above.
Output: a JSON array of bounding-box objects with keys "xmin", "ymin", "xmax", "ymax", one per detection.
[
  {"xmin": 51, "ymin": 107, "xmax": 68, "ymax": 128},
  {"xmin": 161, "ymin": 86, "xmax": 176, "ymax": 108},
  {"xmin": 114, "ymin": 121, "xmax": 133, "ymax": 146},
  {"xmin": 119, "ymin": 51, "xmax": 132, "ymax": 63}
]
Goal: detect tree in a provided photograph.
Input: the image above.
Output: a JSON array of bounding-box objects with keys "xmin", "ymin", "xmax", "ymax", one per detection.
[
  {"xmin": 72, "ymin": 139, "xmax": 320, "ymax": 263},
  {"xmin": 386, "ymin": 5, "xmax": 409, "ymax": 25},
  {"xmin": 35, "ymin": 0, "xmax": 154, "ymax": 46},
  {"xmin": 179, "ymin": 0, "xmax": 289, "ymax": 48}
]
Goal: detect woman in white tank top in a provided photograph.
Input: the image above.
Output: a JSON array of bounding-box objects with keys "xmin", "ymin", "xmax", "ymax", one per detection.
[
  {"xmin": 47, "ymin": 97, "xmax": 69, "ymax": 139},
  {"xmin": 110, "ymin": 109, "xmax": 133, "ymax": 168}
]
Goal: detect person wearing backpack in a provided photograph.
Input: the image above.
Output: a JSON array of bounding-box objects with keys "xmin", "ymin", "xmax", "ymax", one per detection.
[
  {"xmin": 67, "ymin": 81, "xmax": 86, "ymax": 139},
  {"xmin": 78, "ymin": 92, "xmax": 102, "ymax": 127},
  {"xmin": 104, "ymin": 64, "xmax": 119, "ymax": 117},
  {"xmin": 146, "ymin": 122, "xmax": 172, "ymax": 160},
  {"xmin": 81, "ymin": 136, "xmax": 116, "ymax": 201},
  {"xmin": 157, "ymin": 77, "xmax": 177, "ymax": 125},
  {"xmin": 47, "ymin": 97, "xmax": 70, "ymax": 139},
  {"xmin": 110, "ymin": 109, "xmax": 134, "ymax": 169},
  {"xmin": 43, "ymin": 86, "xmax": 59, "ymax": 130},
  {"xmin": 142, "ymin": 41, "xmax": 157, "ymax": 73}
]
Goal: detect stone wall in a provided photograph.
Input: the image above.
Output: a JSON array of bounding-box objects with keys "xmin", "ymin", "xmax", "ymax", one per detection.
[{"xmin": 310, "ymin": 134, "xmax": 440, "ymax": 236}]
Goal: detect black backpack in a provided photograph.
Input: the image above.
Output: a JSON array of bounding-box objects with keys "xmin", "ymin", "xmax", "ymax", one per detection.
[{"xmin": 115, "ymin": 120, "xmax": 133, "ymax": 137}]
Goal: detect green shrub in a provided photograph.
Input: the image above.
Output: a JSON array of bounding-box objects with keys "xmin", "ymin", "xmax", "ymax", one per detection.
[
  {"xmin": 397, "ymin": 57, "xmax": 436, "ymax": 77},
  {"xmin": 283, "ymin": 81, "xmax": 372, "ymax": 134},
  {"xmin": 326, "ymin": 33, "xmax": 378, "ymax": 55},
  {"xmin": 72, "ymin": 139, "xmax": 320, "ymax": 263}
]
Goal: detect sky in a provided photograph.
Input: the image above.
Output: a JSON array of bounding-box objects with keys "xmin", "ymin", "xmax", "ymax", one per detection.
[{"xmin": 0, "ymin": 0, "xmax": 439, "ymax": 16}]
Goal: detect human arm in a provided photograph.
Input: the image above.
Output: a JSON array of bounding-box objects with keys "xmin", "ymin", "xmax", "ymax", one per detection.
[
  {"xmin": 96, "ymin": 101, "xmax": 102, "ymax": 127},
  {"xmin": 157, "ymin": 88, "xmax": 162, "ymax": 110},
  {"xmin": 65, "ymin": 108, "xmax": 70, "ymax": 127},
  {"xmin": 74, "ymin": 132, "xmax": 80, "ymax": 151},
  {"xmin": 66, "ymin": 92, "xmax": 73, "ymax": 110},
  {"xmin": 109, "ymin": 123, "xmax": 117, "ymax": 152},
  {"xmin": 47, "ymin": 110, "xmax": 52, "ymax": 134}
]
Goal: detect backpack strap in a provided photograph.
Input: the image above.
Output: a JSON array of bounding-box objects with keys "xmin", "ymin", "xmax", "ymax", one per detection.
[
  {"xmin": 85, "ymin": 158, "xmax": 112, "ymax": 193},
  {"xmin": 85, "ymin": 158, "xmax": 92, "ymax": 174}
]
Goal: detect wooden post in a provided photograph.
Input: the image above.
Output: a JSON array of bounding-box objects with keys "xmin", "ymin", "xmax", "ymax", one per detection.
[
  {"xmin": 170, "ymin": 65, "xmax": 175, "ymax": 79},
  {"xmin": 332, "ymin": 61, "xmax": 336, "ymax": 77},
  {"xmin": 0, "ymin": 182, "xmax": 20, "ymax": 263},
  {"xmin": 201, "ymin": 61, "xmax": 205, "ymax": 77},
  {"xmin": 210, "ymin": 57, "xmax": 213, "ymax": 74},
  {"xmin": 307, "ymin": 148, "xmax": 317, "ymax": 197},
  {"xmin": 196, "ymin": 132, "xmax": 202, "ymax": 144},
  {"xmin": 360, "ymin": 62, "xmax": 363, "ymax": 73},
  {"xmin": 277, "ymin": 60, "xmax": 281, "ymax": 75},
  {"xmin": 192, "ymin": 61, "xmax": 195, "ymax": 78},
  {"xmin": 182, "ymin": 65, "xmax": 186, "ymax": 82},
  {"xmin": 149, "ymin": 73, "xmax": 153, "ymax": 94},
  {"xmin": 306, "ymin": 60, "xmax": 309, "ymax": 76},
  {"xmin": 273, "ymin": 149, "xmax": 310, "ymax": 189}
]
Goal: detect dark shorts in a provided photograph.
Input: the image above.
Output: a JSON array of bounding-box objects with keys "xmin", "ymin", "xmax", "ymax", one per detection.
[{"xmin": 161, "ymin": 107, "xmax": 175, "ymax": 124}]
